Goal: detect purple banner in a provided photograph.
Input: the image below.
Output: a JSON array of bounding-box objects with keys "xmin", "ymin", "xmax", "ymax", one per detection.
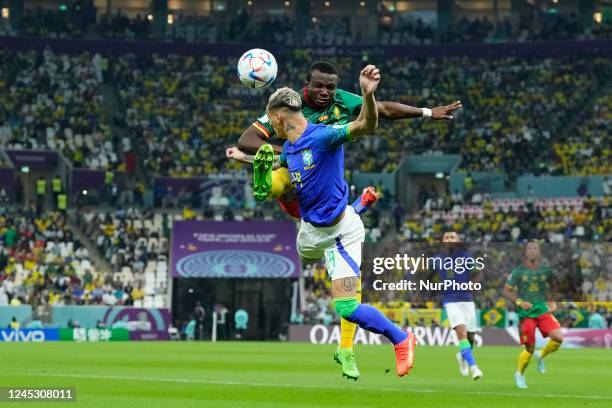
[
  {"xmin": 129, "ymin": 330, "xmax": 170, "ymax": 341},
  {"xmin": 101, "ymin": 307, "xmax": 171, "ymax": 332},
  {"xmin": 561, "ymin": 329, "xmax": 612, "ymax": 348},
  {"xmin": 290, "ymin": 325, "xmax": 612, "ymax": 348},
  {"xmin": 0, "ymin": 168, "xmax": 15, "ymax": 202},
  {"xmin": 71, "ymin": 169, "xmax": 105, "ymax": 195},
  {"xmin": 504, "ymin": 327, "xmax": 612, "ymax": 348},
  {"xmin": 154, "ymin": 176, "xmax": 247, "ymax": 207},
  {"xmin": 52, "ymin": 306, "xmax": 170, "ymax": 335},
  {"xmin": 6, "ymin": 150, "xmax": 57, "ymax": 169},
  {"xmin": 71, "ymin": 169, "xmax": 126, "ymax": 196},
  {"xmin": 171, "ymin": 220, "xmax": 300, "ymax": 278},
  {"xmin": 155, "ymin": 177, "xmax": 202, "ymax": 198}
]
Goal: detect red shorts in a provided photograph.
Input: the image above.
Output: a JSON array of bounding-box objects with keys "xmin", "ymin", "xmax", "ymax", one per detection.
[
  {"xmin": 276, "ymin": 197, "xmax": 301, "ymax": 220},
  {"xmin": 519, "ymin": 313, "xmax": 561, "ymax": 346}
]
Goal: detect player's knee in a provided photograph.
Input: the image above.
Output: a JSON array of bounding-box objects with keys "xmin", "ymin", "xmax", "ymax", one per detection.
[
  {"xmin": 525, "ymin": 344, "xmax": 535, "ymax": 353},
  {"xmin": 550, "ymin": 332, "xmax": 564, "ymax": 343},
  {"xmin": 334, "ymin": 297, "xmax": 359, "ymax": 320},
  {"xmin": 454, "ymin": 325, "xmax": 467, "ymax": 340}
]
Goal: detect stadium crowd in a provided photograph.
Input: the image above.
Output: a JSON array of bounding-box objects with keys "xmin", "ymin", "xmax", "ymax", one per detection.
[
  {"xmin": 382, "ymin": 13, "xmax": 611, "ymax": 45},
  {"xmin": 0, "ymin": 207, "xmax": 144, "ymax": 308},
  {"xmin": 301, "ymin": 194, "xmax": 611, "ymax": 326},
  {"xmin": 0, "ymin": 40, "xmax": 609, "ymax": 178},
  {"xmin": 399, "ymin": 196, "xmax": 611, "ymax": 243},
  {"xmin": 6, "ymin": 8, "xmax": 610, "ymax": 44},
  {"xmin": 0, "ymin": 47, "xmax": 116, "ymax": 170},
  {"xmin": 1, "ymin": 7, "xmax": 610, "ymax": 331},
  {"xmin": 108, "ymin": 50, "xmax": 612, "ymax": 178}
]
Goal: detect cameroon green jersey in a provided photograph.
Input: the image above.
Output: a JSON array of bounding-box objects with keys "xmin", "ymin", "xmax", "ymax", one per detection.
[
  {"xmin": 506, "ymin": 263, "xmax": 554, "ymax": 319},
  {"xmin": 252, "ymin": 88, "xmax": 363, "ymax": 138}
]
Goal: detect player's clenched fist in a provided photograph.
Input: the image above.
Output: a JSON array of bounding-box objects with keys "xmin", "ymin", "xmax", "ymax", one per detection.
[
  {"xmin": 226, "ymin": 146, "xmax": 246, "ymax": 162},
  {"xmin": 359, "ymin": 65, "xmax": 380, "ymax": 95}
]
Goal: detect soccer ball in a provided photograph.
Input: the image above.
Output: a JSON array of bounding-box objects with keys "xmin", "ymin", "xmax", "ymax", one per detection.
[{"xmin": 237, "ymin": 48, "xmax": 278, "ymax": 89}]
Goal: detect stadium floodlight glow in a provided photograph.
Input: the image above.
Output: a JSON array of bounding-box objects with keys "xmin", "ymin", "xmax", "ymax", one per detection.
[
  {"xmin": 20, "ymin": 166, "xmax": 29, "ymax": 174},
  {"xmin": 594, "ymin": 12, "xmax": 602, "ymax": 24},
  {"xmin": 435, "ymin": 172, "xmax": 445, "ymax": 179},
  {"xmin": 167, "ymin": 14, "xmax": 174, "ymax": 25},
  {"xmin": 247, "ymin": 0, "xmax": 252, "ymax": 5},
  {"xmin": 360, "ymin": 1, "xmax": 365, "ymax": 6},
  {"xmin": 284, "ymin": 1, "xmax": 290, "ymax": 6},
  {"xmin": 324, "ymin": 1, "xmax": 330, "ymax": 6},
  {"xmin": 82, "ymin": 189, "xmax": 88, "ymax": 196},
  {"xmin": 147, "ymin": 14, "xmax": 153, "ymax": 21},
  {"xmin": 1, "ymin": 8, "xmax": 9, "ymax": 19},
  {"xmin": 312, "ymin": 16, "xmax": 317, "ymax": 23}
]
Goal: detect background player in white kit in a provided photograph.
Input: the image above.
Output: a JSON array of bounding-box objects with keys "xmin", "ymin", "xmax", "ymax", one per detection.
[{"xmin": 440, "ymin": 231, "xmax": 483, "ymax": 380}]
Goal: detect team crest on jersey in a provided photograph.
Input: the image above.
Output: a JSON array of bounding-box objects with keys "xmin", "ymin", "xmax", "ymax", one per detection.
[
  {"xmin": 334, "ymin": 106, "xmax": 340, "ymax": 119},
  {"xmin": 301, "ymin": 149, "xmax": 313, "ymax": 166},
  {"xmin": 319, "ymin": 115, "xmax": 329, "ymax": 122}
]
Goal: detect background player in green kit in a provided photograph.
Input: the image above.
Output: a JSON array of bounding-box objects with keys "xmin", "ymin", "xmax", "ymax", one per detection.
[{"xmin": 503, "ymin": 241, "xmax": 564, "ymax": 389}]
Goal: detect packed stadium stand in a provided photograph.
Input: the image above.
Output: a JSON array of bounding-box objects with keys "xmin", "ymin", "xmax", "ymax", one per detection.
[{"xmin": 0, "ymin": 1, "xmax": 610, "ymax": 335}]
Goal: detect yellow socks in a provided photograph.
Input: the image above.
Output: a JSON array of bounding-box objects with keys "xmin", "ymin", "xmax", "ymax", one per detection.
[
  {"xmin": 540, "ymin": 339, "xmax": 562, "ymax": 358},
  {"xmin": 339, "ymin": 279, "xmax": 361, "ymax": 350},
  {"xmin": 269, "ymin": 168, "xmax": 292, "ymax": 198},
  {"xmin": 517, "ymin": 350, "xmax": 533, "ymax": 374}
]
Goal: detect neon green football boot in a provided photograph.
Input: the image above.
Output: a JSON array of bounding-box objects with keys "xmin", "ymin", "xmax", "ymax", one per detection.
[
  {"xmin": 334, "ymin": 347, "xmax": 360, "ymax": 381},
  {"xmin": 252, "ymin": 144, "xmax": 274, "ymax": 201}
]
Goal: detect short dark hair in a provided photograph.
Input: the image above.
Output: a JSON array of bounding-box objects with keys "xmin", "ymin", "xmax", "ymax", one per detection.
[{"xmin": 307, "ymin": 61, "xmax": 338, "ymax": 82}]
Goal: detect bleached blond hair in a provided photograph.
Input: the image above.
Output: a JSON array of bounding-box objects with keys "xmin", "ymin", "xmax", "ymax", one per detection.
[{"xmin": 267, "ymin": 87, "xmax": 302, "ymax": 112}]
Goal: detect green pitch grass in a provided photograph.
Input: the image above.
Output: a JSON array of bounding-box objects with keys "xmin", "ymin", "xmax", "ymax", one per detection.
[{"xmin": 0, "ymin": 342, "xmax": 610, "ymax": 408}]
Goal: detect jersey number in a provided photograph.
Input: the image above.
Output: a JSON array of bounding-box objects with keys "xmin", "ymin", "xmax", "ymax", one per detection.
[{"xmin": 290, "ymin": 171, "xmax": 302, "ymax": 189}]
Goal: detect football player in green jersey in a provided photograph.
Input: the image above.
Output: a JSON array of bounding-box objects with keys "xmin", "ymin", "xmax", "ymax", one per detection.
[
  {"xmin": 503, "ymin": 241, "xmax": 564, "ymax": 389},
  {"xmin": 237, "ymin": 61, "xmax": 462, "ymax": 201}
]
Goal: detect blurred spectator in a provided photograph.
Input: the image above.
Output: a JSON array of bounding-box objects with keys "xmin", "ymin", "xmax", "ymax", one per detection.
[{"xmin": 589, "ymin": 307, "xmax": 608, "ymax": 329}]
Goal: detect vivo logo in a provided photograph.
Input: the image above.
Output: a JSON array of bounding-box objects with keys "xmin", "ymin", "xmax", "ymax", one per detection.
[{"xmin": 0, "ymin": 330, "xmax": 46, "ymax": 342}]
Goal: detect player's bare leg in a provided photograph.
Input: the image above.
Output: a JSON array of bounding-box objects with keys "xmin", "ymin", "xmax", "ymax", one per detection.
[
  {"xmin": 534, "ymin": 329, "xmax": 564, "ymax": 374},
  {"xmin": 515, "ymin": 343, "xmax": 534, "ymax": 389},
  {"xmin": 333, "ymin": 187, "xmax": 378, "ymax": 379},
  {"xmin": 454, "ymin": 324, "xmax": 482, "ymax": 380},
  {"xmin": 332, "ymin": 277, "xmax": 415, "ymax": 377},
  {"xmin": 334, "ymin": 277, "xmax": 362, "ymax": 380}
]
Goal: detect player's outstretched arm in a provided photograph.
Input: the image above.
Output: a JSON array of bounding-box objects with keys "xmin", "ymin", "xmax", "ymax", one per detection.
[
  {"xmin": 349, "ymin": 65, "xmax": 380, "ymax": 140},
  {"xmin": 226, "ymin": 146, "xmax": 283, "ymax": 170},
  {"xmin": 503, "ymin": 284, "xmax": 533, "ymax": 311},
  {"xmin": 376, "ymin": 100, "xmax": 463, "ymax": 121},
  {"xmin": 237, "ymin": 125, "xmax": 283, "ymax": 154}
]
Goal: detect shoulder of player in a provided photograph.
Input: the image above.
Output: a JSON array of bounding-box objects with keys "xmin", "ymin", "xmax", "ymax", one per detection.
[
  {"xmin": 509, "ymin": 265, "xmax": 524, "ymax": 275},
  {"xmin": 335, "ymin": 88, "xmax": 361, "ymax": 101},
  {"xmin": 335, "ymin": 88, "xmax": 351, "ymax": 98},
  {"xmin": 540, "ymin": 264, "xmax": 553, "ymax": 274}
]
